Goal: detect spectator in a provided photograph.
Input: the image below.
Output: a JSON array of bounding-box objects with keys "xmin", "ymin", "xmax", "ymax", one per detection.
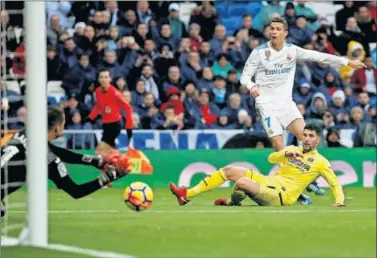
[
  {"xmin": 372, "ymin": 48, "xmax": 377, "ymax": 67},
  {"xmin": 340, "ymin": 41, "xmax": 366, "ymax": 83},
  {"xmin": 351, "ymin": 56, "xmax": 377, "ymax": 96},
  {"xmin": 47, "ymin": 15, "xmax": 65, "ymax": 47},
  {"xmin": 197, "ymin": 67, "xmax": 215, "ymax": 91},
  {"xmin": 66, "ymin": 109, "xmax": 94, "ymax": 149},
  {"xmin": 295, "ymin": 0, "xmax": 319, "ymax": 31},
  {"xmin": 1, "ymin": 11, "xmax": 18, "ymax": 52},
  {"xmin": 368, "ymin": 1, "xmax": 377, "ymax": 20},
  {"xmin": 131, "ymin": 80, "xmax": 147, "ymax": 107},
  {"xmin": 326, "ymin": 128, "xmax": 346, "ymax": 147},
  {"xmin": 10, "ymin": 106, "xmax": 26, "ymax": 130},
  {"xmin": 335, "ymin": 1, "xmax": 356, "ymax": 31},
  {"xmin": 288, "ymin": 16, "xmax": 314, "ymax": 47},
  {"xmin": 115, "ymin": 77, "xmax": 128, "ymax": 92},
  {"xmin": 190, "ymin": 2, "xmax": 218, "ymax": 41},
  {"xmin": 156, "ymin": 24, "xmax": 179, "ymax": 50},
  {"xmin": 160, "ymin": 87, "xmax": 185, "ymax": 117},
  {"xmin": 132, "ymin": 112, "xmax": 141, "ymax": 129},
  {"xmin": 194, "ymin": 89, "xmax": 219, "ymax": 129},
  {"xmin": 223, "ymin": 37, "xmax": 244, "ymax": 69},
  {"xmin": 140, "ymin": 64, "xmax": 160, "ymax": 101},
  {"xmin": 239, "ymin": 85, "xmax": 255, "ymax": 116},
  {"xmin": 152, "ymin": 105, "xmax": 184, "ymax": 130},
  {"xmin": 181, "ymin": 52, "xmax": 202, "ymax": 84},
  {"xmin": 293, "ymin": 80, "xmax": 313, "ymax": 107},
  {"xmin": 132, "ymin": 23, "xmax": 152, "ymax": 48},
  {"xmin": 356, "ymin": 5, "xmax": 377, "ymax": 43},
  {"xmin": 221, "ymin": 93, "xmax": 243, "ymax": 125},
  {"xmin": 82, "ymin": 82, "xmax": 96, "ymax": 111},
  {"xmin": 116, "ymin": 36, "xmax": 139, "ymax": 75},
  {"xmin": 314, "ymin": 28, "xmax": 337, "ymax": 55},
  {"xmin": 324, "ymin": 71, "xmax": 343, "ymax": 96},
  {"xmin": 162, "ymin": 66, "xmax": 184, "ymax": 99},
  {"xmin": 119, "ymin": 9, "xmax": 139, "ymax": 35},
  {"xmin": 99, "ymin": 50, "xmax": 124, "ymax": 81},
  {"xmin": 105, "ymin": 1, "xmax": 124, "ymax": 27},
  {"xmin": 353, "ymin": 121, "xmax": 376, "ymax": 147},
  {"xmin": 161, "ymin": 3, "xmax": 188, "ymax": 40},
  {"xmin": 123, "ymin": 90, "xmax": 132, "ymax": 105},
  {"xmin": 47, "ymin": 46, "xmax": 62, "ymax": 81},
  {"xmin": 322, "ymin": 109, "xmax": 336, "ymax": 129},
  {"xmin": 136, "ymin": 0, "xmax": 155, "ymax": 25},
  {"xmin": 210, "ymin": 25, "xmax": 227, "ymax": 57},
  {"xmin": 241, "ymin": 38, "xmax": 261, "ymax": 63},
  {"xmin": 236, "ymin": 109, "xmax": 254, "ymax": 130},
  {"xmin": 137, "ymin": 93, "xmax": 159, "ymax": 129},
  {"xmin": 284, "ymin": 2, "xmax": 297, "ymax": 27},
  {"xmin": 212, "ymin": 109, "xmax": 237, "ymax": 129},
  {"xmin": 144, "ymin": 39, "xmax": 160, "ymax": 60},
  {"xmin": 71, "ymin": 1, "xmax": 100, "ymax": 24},
  {"xmin": 226, "ymin": 69, "xmax": 240, "ymax": 93},
  {"xmin": 233, "ymin": 14, "xmax": 264, "ymax": 43},
  {"xmin": 108, "ymin": 26, "xmax": 121, "ymax": 49},
  {"xmin": 329, "ymin": 90, "xmax": 350, "ymax": 120},
  {"xmin": 254, "ymin": 1, "xmax": 285, "ymax": 32},
  {"xmin": 308, "ymin": 92, "xmax": 328, "ymax": 120},
  {"xmin": 77, "ymin": 25, "xmax": 96, "ymax": 57},
  {"xmin": 12, "ymin": 38, "xmax": 25, "ymax": 79},
  {"xmin": 344, "ymin": 85, "xmax": 359, "ymax": 107},
  {"xmin": 211, "ymin": 75, "xmax": 229, "ymax": 109},
  {"xmin": 182, "ymin": 81, "xmax": 199, "ymax": 128},
  {"xmin": 212, "ymin": 54, "xmax": 234, "ymax": 79},
  {"xmin": 60, "ymin": 38, "xmax": 80, "ymax": 74},
  {"xmin": 73, "ymin": 53, "xmax": 97, "ymax": 87},
  {"xmin": 154, "ymin": 45, "xmax": 179, "ymax": 79},
  {"xmin": 46, "ymin": 1, "xmax": 72, "ymax": 29},
  {"xmin": 297, "ymin": 103, "xmax": 307, "ymax": 119},
  {"xmin": 335, "ymin": 17, "xmax": 369, "ymax": 56},
  {"xmin": 358, "ymin": 92, "xmax": 372, "ymax": 114},
  {"xmin": 347, "ymin": 106, "xmax": 365, "ymax": 129},
  {"xmin": 188, "ymin": 23, "xmax": 203, "ymax": 52}
]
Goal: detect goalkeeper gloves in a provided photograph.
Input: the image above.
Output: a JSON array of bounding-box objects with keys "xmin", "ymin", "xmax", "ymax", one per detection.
[
  {"xmin": 82, "ymin": 155, "xmax": 105, "ymax": 169},
  {"xmin": 98, "ymin": 165, "xmax": 127, "ymax": 186}
]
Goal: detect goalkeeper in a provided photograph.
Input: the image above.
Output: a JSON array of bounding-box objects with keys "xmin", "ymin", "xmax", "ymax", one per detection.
[
  {"xmin": 1, "ymin": 106, "xmax": 130, "ymax": 217},
  {"xmin": 170, "ymin": 124, "xmax": 345, "ymax": 207}
]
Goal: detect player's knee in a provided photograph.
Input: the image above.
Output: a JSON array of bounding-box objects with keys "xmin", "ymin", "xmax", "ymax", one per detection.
[
  {"xmin": 234, "ymin": 177, "xmax": 249, "ymax": 191},
  {"xmin": 222, "ymin": 165, "xmax": 237, "ymax": 181}
]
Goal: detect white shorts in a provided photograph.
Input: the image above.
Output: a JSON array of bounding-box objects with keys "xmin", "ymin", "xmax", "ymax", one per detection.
[{"xmin": 256, "ymin": 101, "xmax": 303, "ymax": 138}]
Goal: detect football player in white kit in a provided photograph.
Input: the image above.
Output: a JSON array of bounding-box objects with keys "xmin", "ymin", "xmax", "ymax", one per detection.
[{"xmin": 236, "ymin": 17, "xmax": 366, "ymax": 205}]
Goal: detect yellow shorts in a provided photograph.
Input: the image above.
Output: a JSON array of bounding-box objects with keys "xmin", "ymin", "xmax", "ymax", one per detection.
[{"xmin": 246, "ymin": 171, "xmax": 287, "ymax": 206}]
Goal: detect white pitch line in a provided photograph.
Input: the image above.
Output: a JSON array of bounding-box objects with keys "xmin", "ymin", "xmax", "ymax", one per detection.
[
  {"xmin": 48, "ymin": 243, "xmax": 135, "ymax": 258},
  {"xmin": 7, "ymin": 209, "xmax": 377, "ymax": 214}
]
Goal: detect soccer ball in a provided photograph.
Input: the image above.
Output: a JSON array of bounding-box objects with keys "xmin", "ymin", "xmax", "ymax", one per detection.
[{"xmin": 123, "ymin": 182, "xmax": 153, "ymax": 211}]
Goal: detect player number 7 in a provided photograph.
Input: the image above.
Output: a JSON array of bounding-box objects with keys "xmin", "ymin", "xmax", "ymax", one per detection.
[{"xmin": 264, "ymin": 117, "xmax": 271, "ymax": 128}]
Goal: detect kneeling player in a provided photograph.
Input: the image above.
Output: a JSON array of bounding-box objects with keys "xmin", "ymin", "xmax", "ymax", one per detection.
[
  {"xmin": 170, "ymin": 124, "xmax": 345, "ymax": 207},
  {"xmin": 1, "ymin": 106, "xmax": 130, "ymax": 217}
]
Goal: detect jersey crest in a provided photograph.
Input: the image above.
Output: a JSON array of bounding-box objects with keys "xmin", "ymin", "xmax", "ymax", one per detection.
[
  {"xmin": 105, "ymin": 106, "xmax": 111, "ymax": 113},
  {"xmin": 264, "ymin": 50, "xmax": 271, "ymax": 60},
  {"xmin": 287, "ymin": 54, "xmax": 292, "ymax": 61}
]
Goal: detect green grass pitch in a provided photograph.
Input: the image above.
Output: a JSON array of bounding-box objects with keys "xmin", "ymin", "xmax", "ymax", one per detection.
[{"xmin": 1, "ymin": 187, "xmax": 376, "ymax": 258}]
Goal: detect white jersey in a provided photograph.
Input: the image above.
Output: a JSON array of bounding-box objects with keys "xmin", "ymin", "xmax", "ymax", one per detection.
[{"xmin": 240, "ymin": 41, "xmax": 348, "ymax": 106}]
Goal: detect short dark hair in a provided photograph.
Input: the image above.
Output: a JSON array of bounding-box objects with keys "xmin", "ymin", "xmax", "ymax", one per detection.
[
  {"xmin": 269, "ymin": 16, "xmax": 289, "ymax": 31},
  {"xmin": 243, "ymin": 14, "xmax": 252, "ymax": 19},
  {"xmin": 98, "ymin": 68, "xmax": 110, "ymax": 78},
  {"xmin": 48, "ymin": 105, "xmax": 65, "ymax": 131},
  {"xmin": 304, "ymin": 124, "xmax": 322, "ymax": 136}
]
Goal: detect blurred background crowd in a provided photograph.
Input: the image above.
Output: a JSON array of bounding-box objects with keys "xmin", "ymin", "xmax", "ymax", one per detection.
[{"xmin": 1, "ymin": 1, "xmax": 376, "ymax": 148}]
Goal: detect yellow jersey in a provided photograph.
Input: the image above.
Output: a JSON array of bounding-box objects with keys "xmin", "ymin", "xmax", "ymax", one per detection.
[{"xmin": 268, "ymin": 145, "xmax": 345, "ymax": 205}]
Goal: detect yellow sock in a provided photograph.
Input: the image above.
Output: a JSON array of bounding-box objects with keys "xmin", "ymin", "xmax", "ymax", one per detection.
[{"xmin": 187, "ymin": 169, "xmax": 227, "ymax": 198}]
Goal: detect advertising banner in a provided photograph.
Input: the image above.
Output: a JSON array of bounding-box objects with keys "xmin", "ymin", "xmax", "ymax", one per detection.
[{"xmin": 61, "ymin": 148, "xmax": 376, "ymax": 188}]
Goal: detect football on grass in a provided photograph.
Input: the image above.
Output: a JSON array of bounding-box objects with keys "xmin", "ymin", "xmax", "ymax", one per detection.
[{"xmin": 123, "ymin": 182, "xmax": 153, "ymax": 211}]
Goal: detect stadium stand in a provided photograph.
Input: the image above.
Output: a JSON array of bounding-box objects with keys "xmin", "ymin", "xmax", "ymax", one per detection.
[{"xmin": 1, "ymin": 0, "xmax": 376, "ymax": 149}]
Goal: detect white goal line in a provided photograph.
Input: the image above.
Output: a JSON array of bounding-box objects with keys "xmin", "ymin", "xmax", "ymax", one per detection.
[{"xmin": 7, "ymin": 209, "xmax": 377, "ymax": 214}]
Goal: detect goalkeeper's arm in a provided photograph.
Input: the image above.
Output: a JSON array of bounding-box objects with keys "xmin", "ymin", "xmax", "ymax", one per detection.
[
  {"xmin": 48, "ymin": 142, "xmax": 103, "ymax": 169},
  {"xmin": 50, "ymin": 164, "xmax": 126, "ymax": 199}
]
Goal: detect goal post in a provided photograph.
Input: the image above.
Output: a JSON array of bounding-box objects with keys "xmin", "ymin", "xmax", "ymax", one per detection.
[{"xmin": 25, "ymin": 1, "xmax": 48, "ymax": 247}]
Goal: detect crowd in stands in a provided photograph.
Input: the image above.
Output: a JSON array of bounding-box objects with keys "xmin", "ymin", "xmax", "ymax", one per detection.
[{"xmin": 1, "ymin": 1, "xmax": 376, "ymax": 148}]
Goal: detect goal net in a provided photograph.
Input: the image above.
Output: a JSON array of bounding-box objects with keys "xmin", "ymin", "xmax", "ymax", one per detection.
[{"xmin": 1, "ymin": 1, "xmax": 48, "ymax": 247}]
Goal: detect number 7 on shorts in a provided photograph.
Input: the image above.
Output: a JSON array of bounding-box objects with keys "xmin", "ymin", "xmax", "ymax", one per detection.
[{"xmin": 264, "ymin": 117, "xmax": 271, "ymax": 128}]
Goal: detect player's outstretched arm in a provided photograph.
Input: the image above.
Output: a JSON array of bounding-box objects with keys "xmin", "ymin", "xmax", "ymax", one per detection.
[
  {"xmin": 240, "ymin": 49, "xmax": 260, "ymax": 95},
  {"xmin": 48, "ymin": 142, "xmax": 103, "ymax": 169},
  {"xmin": 320, "ymin": 160, "xmax": 345, "ymax": 206},
  {"xmin": 296, "ymin": 47, "xmax": 366, "ymax": 69},
  {"xmin": 51, "ymin": 164, "xmax": 127, "ymax": 199},
  {"xmin": 268, "ymin": 145, "xmax": 301, "ymax": 164}
]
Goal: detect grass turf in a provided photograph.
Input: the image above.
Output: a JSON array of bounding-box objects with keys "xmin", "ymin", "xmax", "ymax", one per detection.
[{"xmin": 1, "ymin": 187, "xmax": 376, "ymax": 258}]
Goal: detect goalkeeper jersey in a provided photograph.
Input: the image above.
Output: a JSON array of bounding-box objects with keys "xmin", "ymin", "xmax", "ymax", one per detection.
[{"xmin": 268, "ymin": 145, "xmax": 345, "ymax": 205}]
